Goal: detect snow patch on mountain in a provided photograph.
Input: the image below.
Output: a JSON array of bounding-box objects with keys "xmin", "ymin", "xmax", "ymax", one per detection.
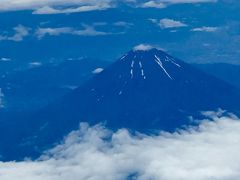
[{"xmin": 154, "ymin": 55, "xmax": 173, "ymax": 79}]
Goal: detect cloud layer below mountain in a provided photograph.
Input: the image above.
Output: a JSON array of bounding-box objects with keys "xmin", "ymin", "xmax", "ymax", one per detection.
[{"xmin": 1, "ymin": 111, "xmax": 240, "ymax": 180}]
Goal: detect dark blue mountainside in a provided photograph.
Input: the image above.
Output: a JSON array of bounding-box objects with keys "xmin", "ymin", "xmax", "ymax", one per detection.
[{"xmin": 1, "ymin": 48, "xmax": 240, "ymax": 160}]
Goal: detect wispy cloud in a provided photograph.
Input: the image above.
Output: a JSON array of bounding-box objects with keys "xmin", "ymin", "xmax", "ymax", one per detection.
[
  {"xmin": 113, "ymin": 21, "xmax": 134, "ymax": 28},
  {"xmin": 35, "ymin": 25, "xmax": 112, "ymax": 39},
  {"xmin": 0, "ymin": 25, "xmax": 30, "ymax": 42},
  {"xmin": 35, "ymin": 27, "xmax": 73, "ymax": 39},
  {"xmin": 33, "ymin": 4, "xmax": 110, "ymax": 15},
  {"xmin": 29, "ymin": 62, "xmax": 43, "ymax": 68},
  {"xmin": 161, "ymin": 0, "xmax": 218, "ymax": 3},
  {"xmin": 1, "ymin": 112, "xmax": 240, "ymax": 179},
  {"xmin": 0, "ymin": 57, "xmax": 11, "ymax": 62},
  {"xmin": 140, "ymin": 0, "xmax": 217, "ymax": 8},
  {"xmin": 150, "ymin": 18, "xmax": 188, "ymax": 29},
  {"xmin": 192, "ymin": 26, "xmax": 219, "ymax": 32},
  {"xmin": 0, "ymin": 24, "xmax": 118, "ymax": 41},
  {"xmin": 141, "ymin": 1, "xmax": 167, "ymax": 8}
]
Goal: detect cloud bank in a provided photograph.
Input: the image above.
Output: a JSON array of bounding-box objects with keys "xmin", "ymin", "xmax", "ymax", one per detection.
[
  {"xmin": 1, "ymin": 112, "xmax": 240, "ymax": 180},
  {"xmin": 0, "ymin": 0, "xmax": 218, "ymax": 14},
  {"xmin": 0, "ymin": 0, "xmax": 113, "ymax": 14}
]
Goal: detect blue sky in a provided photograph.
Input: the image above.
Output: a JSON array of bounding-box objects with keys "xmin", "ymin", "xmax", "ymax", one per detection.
[{"xmin": 0, "ymin": 0, "xmax": 240, "ymax": 64}]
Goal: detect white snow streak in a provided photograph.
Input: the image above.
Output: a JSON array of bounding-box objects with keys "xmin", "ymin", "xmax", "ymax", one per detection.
[
  {"xmin": 0, "ymin": 88, "xmax": 4, "ymax": 108},
  {"xmin": 154, "ymin": 55, "xmax": 173, "ymax": 80},
  {"xmin": 139, "ymin": 61, "xmax": 146, "ymax": 79},
  {"xmin": 131, "ymin": 61, "xmax": 135, "ymax": 68},
  {"xmin": 166, "ymin": 56, "xmax": 181, "ymax": 68},
  {"xmin": 120, "ymin": 55, "xmax": 126, "ymax": 61},
  {"xmin": 130, "ymin": 69, "xmax": 133, "ymax": 79}
]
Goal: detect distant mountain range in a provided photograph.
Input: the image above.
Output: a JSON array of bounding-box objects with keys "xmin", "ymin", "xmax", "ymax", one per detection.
[
  {"xmin": 0, "ymin": 58, "xmax": 108, "ymax": 112},
  {"xmin": 2, "ymin": 48, "xmax": 240, "ymax": 161},
  {"xmin": 193, "ymin": 63, "xmax": 240, "ymax": 89}
]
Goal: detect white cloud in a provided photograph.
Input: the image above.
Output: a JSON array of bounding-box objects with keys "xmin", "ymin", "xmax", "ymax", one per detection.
[
  {"xmin": 133, "ymin": 44, "xmax": 154, "ymax": 51},
  {"xmin": 140, "ymin": 0, "xmax": 217, "ymax": 8},
  {"xmin": 158, "ymin": 18, "xmax": 188, "ymax": 29},
  {"xmin": 192, "ymin": 26, "xmax": 219, "ymax": 32},
  {"xmin": 0, "ymin": 24, "xmax": 118, "ymax": 41},
  {"xmin": 133, "ymin": 44, "xmax": 166, "ymax": 51},
  {"xmin": 149, "ymin": 18, "xmax": 188, "ymax": 29},
  {"xmin": 148, "ymin": 18, "xmax": 158, "ymax": 23},
  {"xmin": 29, "ymin": 62, "xmax": 43, "ymax": 68},
  {"xmin": 113, "ymin": 21, "xmax": 133, "ymax": 27},
  {"xmin": 73, "ymin": 26, "xmax": 109, "ymax": 36},
  {"xmin": 1, "ymin": 112, "xmax": 240, "ymax": 179},
  {"xmin": 0, "ymin": 25, "xmax": 30, "ymax": 42},
  {"xmin": 141, "ymin": 1, "xmax": 166, "ymax": 8},
  {"xmin": 35, "ymin": 25, "xmax": 110, "ymax": 39},
  {"xmin": 8, "ymin": 25, "xmax": 30, "ymax": 41},
  {"xmin": 0, "ymin": 0, "xmax": 218, "ymax": 13},
  {"xmin": 0, "ymin": 0, "xmax": 113, "ymax": 14},
  {"xmin": 33, "ymin": 5, "xmax": 110, "ymax": 14},
  {"xmin": 0, "ymin": 57, "xmax": 11, "ymax": 62},
  {"xmin": 160, "ymin": 0, "xmax": 217, "ymax": 4},
  {"xmin": 92, "ymin": 68, "xmax": 104, "ymax": 74},
  {"xmin": 35, "ymin": 27, "xmax": 73, "ymax": 39}
]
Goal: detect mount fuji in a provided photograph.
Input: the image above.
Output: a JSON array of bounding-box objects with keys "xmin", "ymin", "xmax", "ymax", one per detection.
[{"xmin": 2, "ymin": 47, "xmax": 240, "ymax": 160}]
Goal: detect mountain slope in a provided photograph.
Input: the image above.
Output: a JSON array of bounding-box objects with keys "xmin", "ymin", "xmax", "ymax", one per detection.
[{"xmin": 2, "ymin": 48, "xmax": 240, "ymax": 160}]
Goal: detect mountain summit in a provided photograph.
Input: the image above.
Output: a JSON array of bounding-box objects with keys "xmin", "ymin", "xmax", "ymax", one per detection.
[
  {"xmin": 118, "ymin": 48, "xmax": 182, "ymax": 81},
  {"xmin": 3, "ymin": 48, "xmax": 240, "ymax": 160}
]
